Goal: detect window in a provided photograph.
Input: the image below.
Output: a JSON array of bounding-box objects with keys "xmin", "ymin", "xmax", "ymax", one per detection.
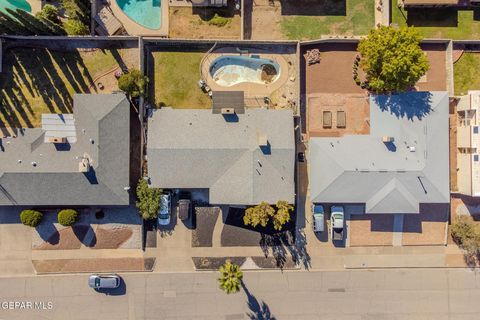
[
  {"xmin": 474, "ymin": 126, "xmax": 479, "ymax": 134},
  {"xmin": 474, "ymin": 155, "xmax": 479, "ymax": 162}
]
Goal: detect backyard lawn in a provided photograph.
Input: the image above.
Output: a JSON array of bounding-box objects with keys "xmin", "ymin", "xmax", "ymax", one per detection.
[
  {"xmin": 391, "ymin": 1, "xmax": 480, "ymax": 39},
  {"xmin": 152, "ymin": 52, "xmax": 211, "ymax": 108},
  {"xmin": 0, "ymin": 48, "xmax": 137, "ymax": 128},
  {"xmin": 279, "ymin": 0, "xmax": 374, "ymax": 40},
  {"xmin": 454, "ymin": 53, "xmax": 480, "ymax": 96}
]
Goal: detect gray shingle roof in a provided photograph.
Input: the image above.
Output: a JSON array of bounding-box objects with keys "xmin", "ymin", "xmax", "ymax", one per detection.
[
  {"xmin": 0, "ymin": 93, "xmax": 130, "ymax": 206},
  {"xmin": 310, "ymin": 91, "xmax": 450, "ymax": 214},
  {"xmin": 147, "ymin": 107, "xmax": 295, "ymax": 205}
]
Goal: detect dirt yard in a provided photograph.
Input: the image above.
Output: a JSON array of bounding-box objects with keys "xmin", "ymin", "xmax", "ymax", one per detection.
[
  {"xmin": 349, "ymin": 215, "xmax": 394, "ymax": 247},
  {"xmin": 169, "ymin": 6, "xmax": 241, "ymax": 39},
  {"xmin": 307, "ymin": 93, "xmax": 370, "ymax": 138},
  {"xmin": 303, "ymin": 43, "xmax": 365, "ymax": 95},
  {"xmin": 416, "ymin": 43, "xmax": 448, "ymax": 92}
]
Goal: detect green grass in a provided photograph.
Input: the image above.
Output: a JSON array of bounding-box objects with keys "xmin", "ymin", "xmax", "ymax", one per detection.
[
  {"xmin": 0, "ymin": 48, "xmax": 131, "ymax": 128},
  {"xmin": 153, "ymin": 52, "xmax": 211, "ymax": 108},
  {"xmin": 454, "ymin": 53, "xmax": 480, "ymax": 96},
  {"xmin": 391, "ymin": 1, "xmax": 480, "ymax": 39},
  {"xmin": 207, "ymin": 13, "xmax": 231, "ymax": 27},
  {"xmin": 280, "ymin": 0, "xmax": 375, "ymax": 40}
]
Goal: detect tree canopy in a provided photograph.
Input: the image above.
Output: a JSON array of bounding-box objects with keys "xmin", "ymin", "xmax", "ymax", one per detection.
[
  {"xmin": 273, "ymin": 200, "xmax": 294, "ymax": 231},
  {"xmin": 135, "ymin": 178, "xmax": 162, "ymax": 220},
  {"xmin": 118, "ymin": 69, "xmax": 149, "ymax": 98},
  {"xmin": 218, "ymin": 261, "xmax": 243, "ymax": 294},
  {"xmin": 243, "ymin": 201, "xmax": 275, "ymax": 228},
  {"xmin": 357, "ymin": 26, "xmax": 429, "ymax": 93}
]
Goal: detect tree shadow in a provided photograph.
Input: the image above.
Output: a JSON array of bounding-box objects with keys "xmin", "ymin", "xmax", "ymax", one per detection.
[
  {"xmin": 242, "ymin": 282, "xmax": 276, "ymax": 320},
  {"xmin": 36, "ymin": 221, "xmax": 59, "ymax": 245},
  {"xmin": 373, "ymin": 92, "xmax": 433, "ymax": 121},
  {"xmin": 73, "ymin": 224, "xmax": 97, "ymax": 247}
]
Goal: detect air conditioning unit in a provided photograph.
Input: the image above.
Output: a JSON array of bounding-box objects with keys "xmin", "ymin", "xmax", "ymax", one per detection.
[
  {"xmin": 221, "ymin": 108, "xmax": 235, "ymax": 115},
  {"xmin": 47, "ymin": 137, "xmax": 67, "ymax": 144}
]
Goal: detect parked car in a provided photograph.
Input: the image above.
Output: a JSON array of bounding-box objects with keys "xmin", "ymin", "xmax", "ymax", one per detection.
[
  {"xmin": 298, "ymin": 152, "xmax": 305, "ymax": 162},
  {"xmin": 88, "ymin": 274, "xmax": 120, "ymax": 289},
  {"xmin": 330, "ymin": 206, "xmax": 345, "ymax": 241},
  {"xmin": 178, "ymin": 191, "xmax": 192, "ymax": 221},
  {"xmin": 311, "ymin": 204, "xmax": 325, "ymax": 233},
  {"xmin": 157, "ymin": 192, "xmax": 171, "ymax": 226}
]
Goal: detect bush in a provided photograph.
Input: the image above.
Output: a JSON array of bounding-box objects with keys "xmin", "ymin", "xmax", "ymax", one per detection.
[
  {"xmin": 20, "ymin": 210, "xmax": 43, "ymax": 227},
  {"xmin": 118, "ymin": 69, "xmax": 149, "ymax": 98},
  {"xmin": 36, "ymin": 4, "xmax": 61, "ymax": 24},
  {"xmin": 136, "ymin": 178, "xmax": 162, "ymax": 220},
  {"xmin": 451, "ymin": 215, "xmax": 480, "ymax": 255},
  {"xmin": 64, "ymin": 18, "xmax": 89, "ymax": 35},
  {"xmin": 58, "ymin": 209, "xmax": 78, "ymax": 226},
  {"xmin": 207, "ymin": 14, "xmax": 230, "ymax": 27}
]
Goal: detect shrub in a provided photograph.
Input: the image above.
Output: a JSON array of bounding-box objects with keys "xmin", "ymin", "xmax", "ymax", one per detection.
[
  {"xmin": 20, "ymin": 210, "xmax": 43, "ymax": 227},
  {"xmin": 64, "ymin": 18, "xmax": 89, "ymax": 35},
  {"xmin": 207, "ymin": 14, "xmax": 230, "ymax": 27},
  {"xmin": 118, "ymin": 69, "xmax": 149, "ymax": 98},
  {"xmin": 58, "ymin": 209, "xmax": 78, "ymax": 226},
  {"xmin": 136, "ymin": 178, "xmax": 162, "ymax": 220},
  {"xmin": 36, "ymin": 4, "xmax": 61, "ymax": 24}
]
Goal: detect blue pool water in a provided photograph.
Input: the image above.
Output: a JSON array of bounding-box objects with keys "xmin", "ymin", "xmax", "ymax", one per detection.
[
  {"xmin": 0, "ymin": 0, "xmax": 31, "ymax": 13},
  {"xmin": 209, "ymin": 55, "xmax": 281, "ymax": 87},
  {"xmin": 116, "ymin": 0, "xmax": 161, "ymax": 29}
]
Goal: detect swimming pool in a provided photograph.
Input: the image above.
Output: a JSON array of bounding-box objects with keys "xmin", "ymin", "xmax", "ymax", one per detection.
[
  {"xmin": 115, "ymin": 0, "xmax": 161, "ymax": 29},
  {"xmin": 0, "ymin": 0, "xmax": 31, "ymax": 13},
  {"xmin": 209, "ymin": 55, "xmax": 281, "ymax": 87}
]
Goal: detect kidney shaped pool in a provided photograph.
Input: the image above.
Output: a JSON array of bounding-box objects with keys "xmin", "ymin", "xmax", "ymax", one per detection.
[
  {"xmin": 209, "ymin": 55, "xmax": 281, "ymax": 87},
  {"xmin": 115, "ymin": 0, "xmax": 161, "ymax": 29}
]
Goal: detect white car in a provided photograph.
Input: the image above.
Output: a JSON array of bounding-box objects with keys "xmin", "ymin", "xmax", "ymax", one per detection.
[
  {"xmin": 157, "ymin": 192, "xmax": 171, "ymax": 226},
  {"xmin": 89, "ymin": 274, "xmax": 120, "ymax": 289}
]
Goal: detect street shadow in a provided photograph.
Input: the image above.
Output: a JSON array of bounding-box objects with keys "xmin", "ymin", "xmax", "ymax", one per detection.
[
  {"xmin": 95, "ymin": 277, "xmax": 127, "ymax": 296},
  {"xmin": 374, "ymin": 92, "xmax": 433, "ymax": 121},
  {"xmin": 242, "ymin": 282, "xmax": 276, "ymax": 320}
]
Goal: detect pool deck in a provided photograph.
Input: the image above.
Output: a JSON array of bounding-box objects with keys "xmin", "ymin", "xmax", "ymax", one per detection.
[
  {"xmin": 26, "ymin": 0, "xmax": 42, "ymax": 14},
  {"xmin": 201, "ymin": 47, "xmax": 291, "ymax": 101},
  {"xmin": 108, "ymin": 0, "xmax": 168, "ymax": 36}
]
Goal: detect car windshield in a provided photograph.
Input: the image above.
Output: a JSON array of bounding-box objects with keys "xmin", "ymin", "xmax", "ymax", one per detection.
[
  {"xmin": 332, "ymin": 213, "xmax": 343, "ymax": 220},
  {"xmin": 159, "ymin": 213, "xmax": 169, "ymax": 219},
  {"xmin": 95, "ymin": 278, "xmax": 100, "ymax": 287}
]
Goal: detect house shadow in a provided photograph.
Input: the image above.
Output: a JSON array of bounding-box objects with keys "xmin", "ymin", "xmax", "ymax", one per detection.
[
  {"xmin": 405, "ymin": 8, "xmax": 458, "ymax": 27},
  {"xmin": 279, "ymin": 0, "xmax": 346, "ymax": 16},
  {"xmin": 242, "ymin": 282, "xmax": 276, "ymax": 320},
  {"xmin": 191, "ymin": 0, "xmax": 236, "ymax": 21},
  {"xmin": 374, "ymin": 92, "xmax": 433, "ymax": 121},
  {"xmin": 402, "ymin": 203, "xmax": 449, "ymax": 234}
]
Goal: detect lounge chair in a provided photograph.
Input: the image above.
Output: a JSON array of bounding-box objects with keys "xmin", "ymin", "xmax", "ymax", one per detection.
[
  {"xmin": 323, "ymin": 111, "xmax": 332, "ymax": 129},
  {"xmin": 337, "ymin": 110, "xmax": 346, "ymax": 128}
]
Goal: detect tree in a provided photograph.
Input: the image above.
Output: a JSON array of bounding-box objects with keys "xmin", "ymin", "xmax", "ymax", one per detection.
[
  {"xmin": 118, "ymin": 69, "xmax": 149, "ymax": 98},
  {"xmin": 64, "ymin": 18, "xmax": 89, "ymax": 35},
  {"xmin": 357, "ymin": 26, "xmax": 429, "ymax": 93},
  {"xmin": 20, "ymin": 210, "xmax": 43, "ymax": 227},
  {"xmin": 218, "ymin": 261, "xmax": 243, "ymax": 294},
  {"xmin": 244, "ymin": 201, "xmax": 275, "ymax": 228},
  {"xmin": 38, "ymin": 16, "xmax": 66, "ymax": 35},
  {"xmin": 36, "ymin": 4, "xmax": 61, "ymax": 24},
  {"xmin": 0, "ymin": 12, "xmax": 31, "ymax": 35},
  {"xmin": 136, "ymin": 178, "xmax": 162, "ymax": 220},
  {"xmin": 272, "ymin": 200, "xmax": 294, "ymax": 231},
  {"xmin": 58, "ymin": 209, "xmax": 78, "ymax": 226}
]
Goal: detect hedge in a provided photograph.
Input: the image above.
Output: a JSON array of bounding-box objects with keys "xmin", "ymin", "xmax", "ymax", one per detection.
[
  {"xmin": 20, "ymin": 210, "xmax": 43, "ymax": 227},
  {"xmin": 58, "ymin": 209, "xmax": 78, "ymax": 226}
]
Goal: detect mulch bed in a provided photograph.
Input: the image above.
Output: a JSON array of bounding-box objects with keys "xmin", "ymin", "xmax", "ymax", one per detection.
[
  {"xmin": 33, "ymin": 258, "xmax": 155, "ymax": 273},
  {"xmin": 192, "ymin": 207, "xmax": 220, "ymax": 247},
  {"xmin": 34, "ymin": 225, "xmax": 90, "ymax": 250},
  {"xmin": 90, "ymin": 227, "xmax": 133, "ymax": 249},
  {"xmin": 192, "ymin": 257, "xmax": 246, "ymax": 270}
]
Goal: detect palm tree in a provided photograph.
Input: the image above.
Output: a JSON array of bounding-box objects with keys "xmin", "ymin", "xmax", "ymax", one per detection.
[{"xmin": 218, "ymin": 261, "xmax": 243, "ymax": 294}]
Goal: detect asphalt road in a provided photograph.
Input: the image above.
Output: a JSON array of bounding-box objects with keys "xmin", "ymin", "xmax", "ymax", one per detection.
[{"xmin": 0, "ymin": 268, "xmax": 479, "ymax": 320}]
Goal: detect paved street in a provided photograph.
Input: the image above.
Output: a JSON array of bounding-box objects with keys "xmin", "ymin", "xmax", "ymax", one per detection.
[{"xmin": 0, "ymin": 268, "xmax": 479, "ymax": 320}]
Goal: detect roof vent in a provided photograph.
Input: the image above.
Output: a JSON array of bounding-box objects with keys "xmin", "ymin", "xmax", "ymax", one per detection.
[
  {"xmin": 409, "ymin": 146, "xmax": 416, "ymax": 152},
  {"xmin": 382, "ymin": 136, "xmax": 394, "ymax": 143},
  {"xmin": 78, "ymin": 157, "xmax": 90, "ymax": 173},
  {"xmin": 31, "ymin": 161, "xmax": 37, "ymax": 167}
]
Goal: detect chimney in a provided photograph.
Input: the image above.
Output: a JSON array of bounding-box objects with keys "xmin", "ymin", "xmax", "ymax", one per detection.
[
  {"xmin": 257, "ymin": 132, "xmax": 268, "ymax": 147},
  {"xmin": 47, "ymin": 137, "xmax": 67, "ymax": 144},
  {"xmin": 382, "ymin": 136, "xmax": 394, "ymax": 143}
]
